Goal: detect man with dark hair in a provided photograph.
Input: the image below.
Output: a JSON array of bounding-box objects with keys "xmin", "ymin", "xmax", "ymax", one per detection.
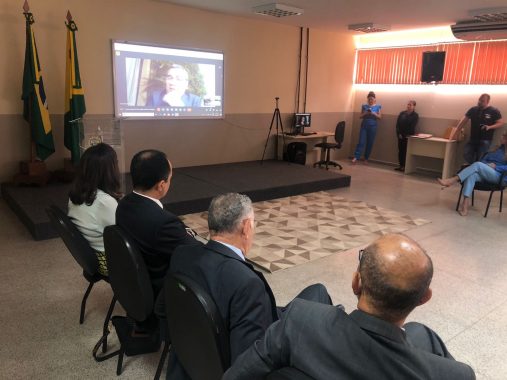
[
  {"xmin": 116, "ymin": 149, "xmax": 200, "ymax": 295},
  {"xmin": 453, "ymin": 93, "xmax": 504, "ymax": 164},
  {"xmin": 223, "ymin": 233, "xmax": 475, "ymax": 380},
  {"xmin": 395, "ymin": 100, "xmax": 418, "ymax": 171},
  {"xmin": 170, "ymin": 193, "xmax": 332, "ymax": 367}
]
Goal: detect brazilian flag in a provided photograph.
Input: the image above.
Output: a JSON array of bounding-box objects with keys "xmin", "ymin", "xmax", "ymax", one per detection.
[
  {"xmin": 21, "ymin": 11, "xmax": 55, "ymax": 161},
  {"xmin": 64, "ymin": 16, "xmax": 86, "ymax": 164}
]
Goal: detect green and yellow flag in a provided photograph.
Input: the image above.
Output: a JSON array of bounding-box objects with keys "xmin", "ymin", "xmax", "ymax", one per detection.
[
  {"xmin": 64, "ymin": 12, "xmax": 86, "ymax": 164},
  {"xmin": 21, "ymin": 10, "xmax": 55, "ymax": 161}
]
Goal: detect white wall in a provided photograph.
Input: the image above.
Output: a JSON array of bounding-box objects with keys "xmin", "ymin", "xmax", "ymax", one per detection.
[
  {"xmin": 0, "ymin": 0, "xmax": 356, "ymax": 181},
  {"xmin": 350, "ymin": 86, "xmax": 507, "ymax": 165}
]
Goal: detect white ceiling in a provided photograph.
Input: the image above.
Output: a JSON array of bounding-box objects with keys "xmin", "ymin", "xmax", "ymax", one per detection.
[{"xmin": 160, "ymin": 0, "xmax": 507, "ymax": 33}]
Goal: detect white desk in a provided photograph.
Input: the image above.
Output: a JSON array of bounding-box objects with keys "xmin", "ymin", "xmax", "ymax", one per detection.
[
  {"xmin": 405, "ymin": 136, "xmax": 458, "ymax": 179},
  {"xmin": 277, "ymin": 132, "xmax": 334, "ymax": 165}
]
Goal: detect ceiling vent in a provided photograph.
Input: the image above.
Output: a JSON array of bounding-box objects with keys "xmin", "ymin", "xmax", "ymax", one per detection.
[
  {"xmin": 348, "ymin": 23, "xmax": 390, "ymax": 33},
  {"xmin": 252, "ymin": 3, "xmax": 304, "ymax": 18},
  {"xmin": 469, "ymin": 7, "xmax": 507, "ymax": 22}
]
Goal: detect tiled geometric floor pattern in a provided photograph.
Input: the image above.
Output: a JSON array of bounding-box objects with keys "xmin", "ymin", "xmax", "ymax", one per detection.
[{"xmin": 181, "ymin": 191, "xmax": 430, "ymax": 273}]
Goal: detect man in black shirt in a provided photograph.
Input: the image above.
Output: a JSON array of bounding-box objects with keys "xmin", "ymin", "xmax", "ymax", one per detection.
[
  {"xmin": 453, "ymin": 94, "xmax": 504, "ymax": 164},
  {"xmin": 395, "ymin": 100, "xmax": 419, "ymax": 171}
]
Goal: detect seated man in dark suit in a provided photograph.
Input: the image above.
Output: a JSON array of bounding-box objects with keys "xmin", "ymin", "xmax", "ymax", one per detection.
[
  {"xmin": 116, "ymin": 149, "xmax": 200, "ymax": 296},
  {"xmin": 224, "ymin": 233, "xmax": 475, "ymax": 380},
  {"xmin": 170, "ymin": 193, "xmax": 332, "ymax": 365}
]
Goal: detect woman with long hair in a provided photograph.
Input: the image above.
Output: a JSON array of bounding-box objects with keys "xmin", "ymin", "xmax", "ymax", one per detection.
[
  {"xmin": 438, "ymin": 131, "xmax": 507, "ymax": 216},
  {"xmin": 68, "ymin": 143, "xmax": 121, "ymax": 275}
]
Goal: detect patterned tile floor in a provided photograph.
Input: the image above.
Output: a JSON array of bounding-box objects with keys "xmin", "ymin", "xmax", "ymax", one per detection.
[{"xmin": 181, "ymin": 191, "xmax": 430, "ymax": 272}]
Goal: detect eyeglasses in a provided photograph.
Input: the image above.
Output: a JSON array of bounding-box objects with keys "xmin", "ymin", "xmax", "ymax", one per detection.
[{"xmin": 358, "ymin": 249, "xmax": 364, "ymax": 264}]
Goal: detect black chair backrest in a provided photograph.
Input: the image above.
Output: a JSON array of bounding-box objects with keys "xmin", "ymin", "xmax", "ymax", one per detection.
[
  {"xmin": 103, "ymin": 225, "xmax": 153, "ymax": 322},
  {"xmin": 46, "ymin": 205, "xmax": 99, "ymax": 276},
  {"xmin": 334, "ymin": 121, "xmax": 345, "ymax": 144},
  {"xmin": 165, "ymin": 273, "xmax": 230, "ymax": 380}
]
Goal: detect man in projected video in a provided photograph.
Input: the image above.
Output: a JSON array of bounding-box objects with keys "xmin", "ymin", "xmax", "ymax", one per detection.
[{"xmin": 148, "ymin": 64, "xmax": 202, "ymax": 107}]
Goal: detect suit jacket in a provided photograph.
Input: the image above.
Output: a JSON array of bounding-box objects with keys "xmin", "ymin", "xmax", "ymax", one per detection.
[
  {"xmin": 170, "ymin": 240, "xmax": 278, "ymax": 363},
  {"xmin": 116, "ymin": 192, "xmax": 199, "ymax": 293},
  {"xmin": 223, "ymin": 299, "xmax": 475, "ymax": 380}
]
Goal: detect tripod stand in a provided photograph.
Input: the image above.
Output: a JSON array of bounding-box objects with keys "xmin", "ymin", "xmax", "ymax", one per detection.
[{"xmin": 261, "ymin": 97, "xmax": 286, "ymax": 164}]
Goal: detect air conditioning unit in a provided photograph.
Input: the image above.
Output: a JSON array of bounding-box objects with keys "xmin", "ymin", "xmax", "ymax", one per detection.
[{"xmin": 451, "ymin": 20, "xmax": 507, "ymax": 40}]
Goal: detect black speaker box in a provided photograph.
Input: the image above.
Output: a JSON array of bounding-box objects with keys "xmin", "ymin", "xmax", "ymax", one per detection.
[
  {"xmin": 421, "ymin": 51, "xmax": 446, "ymax": 82},
  {"xmin": 286, "ymin": 142, "xmax": 307, "ymax": 165}
]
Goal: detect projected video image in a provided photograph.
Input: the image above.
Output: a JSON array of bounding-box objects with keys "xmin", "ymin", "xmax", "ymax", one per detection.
[{"xmin": 113, "ymin": 42, "xmax": 223, "ymax": 119}]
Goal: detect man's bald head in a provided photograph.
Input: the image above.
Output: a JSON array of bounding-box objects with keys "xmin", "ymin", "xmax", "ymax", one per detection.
[{"xmin": 358, "ymin": 234, "xmax": 433, "ymax": 321}]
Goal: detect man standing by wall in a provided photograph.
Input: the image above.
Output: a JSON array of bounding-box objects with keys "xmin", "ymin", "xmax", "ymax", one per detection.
[
  {"xmin": 453, "ymin": 94, "xmax": 503, "ymax": 164},
  {"xmin": 395, "ymin": 100, "xmax": 419, "ymax": 171}
]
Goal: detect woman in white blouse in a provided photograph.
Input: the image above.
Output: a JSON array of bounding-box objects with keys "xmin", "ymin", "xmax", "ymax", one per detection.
[{"xmin": 68, "ymin": 143, "xmax": 121, "ymax": 276}]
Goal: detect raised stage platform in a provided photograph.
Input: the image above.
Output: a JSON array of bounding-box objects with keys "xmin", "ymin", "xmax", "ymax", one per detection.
[{"xmin": 1, "ymin": 160, "xmax": 351, "ymax": 241}]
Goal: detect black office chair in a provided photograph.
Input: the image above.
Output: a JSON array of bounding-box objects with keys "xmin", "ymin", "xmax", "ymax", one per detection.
[
  {"xmin": 266, "ymin": 368, "xmax": 315, "ymax": 380},
  {"xmin": 46, "ymin": 205, "xmax": 116, "ymax": 353},
  {"xmin": 101, "ymin": 225, "xmax": 169, "ymax": 378},
  {"xmin": 164, "ymin": 273, "xmax": 230, "ymax": 380},
  {"xmin": 455, "ymin": 171, "xmax": 506, "ymax": 217},
  {"xmin": 313, "ymin": 121, "xmax": 345, "ymax": 170}
]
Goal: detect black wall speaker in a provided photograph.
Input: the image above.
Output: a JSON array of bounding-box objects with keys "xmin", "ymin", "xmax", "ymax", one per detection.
[{"xmin": 421, "ymin": 51, "xmax": 446, "ymax": 82}]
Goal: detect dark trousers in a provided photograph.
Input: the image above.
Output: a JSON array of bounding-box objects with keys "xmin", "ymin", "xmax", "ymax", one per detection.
[
  {"xmin": 398, "ymin": 137, "xmax": 408, "ymax": 167},
  {"xmin": 463, "ymin": 139, "xmax": 491, "ymax": 164},
  {"xmin": 404, "ymin": 322, "xmax": 454, "ymax": 359},
  {"xmin": 277, "ymin": 283, "xmax": 333, "ymax": 317}
]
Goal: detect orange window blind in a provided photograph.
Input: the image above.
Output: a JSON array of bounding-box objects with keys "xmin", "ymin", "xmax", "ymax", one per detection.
[{"xmin": 355, "ymin": 40, "xmax": 507, "ymax": 85}]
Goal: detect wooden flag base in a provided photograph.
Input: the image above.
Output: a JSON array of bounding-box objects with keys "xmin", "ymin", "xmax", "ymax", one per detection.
[{"xmin": 13, "ymin": 160, "xmax": 51, "ymax": 186}]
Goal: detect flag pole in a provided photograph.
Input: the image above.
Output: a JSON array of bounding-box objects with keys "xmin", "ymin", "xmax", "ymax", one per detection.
[
  {"xmin": 14, "ymin": 0, "xmax": 51, "ymax": 186},
  {"xmin": 23, "ymin": 1, "xmax": 36, "ymax": 163}
]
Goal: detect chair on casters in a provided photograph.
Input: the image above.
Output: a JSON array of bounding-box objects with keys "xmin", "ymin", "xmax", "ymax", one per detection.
[
  {"xmin": 164, "ymin": 273, "xmax": 230, "ymax": 380},
  {"xmin": 455, "ymin": 171, "xmax": 506, "ymax": 217},
  {"xmin": 100, "ymin": 225, "xmax": 169, "ymax": 378},
  {"xmin": 313, "ymin": 121, "xmax": 345, "ymax": 170},
  {"xmin": 46, "ymin": 205, "xmax": 116, "ymax": 353}
]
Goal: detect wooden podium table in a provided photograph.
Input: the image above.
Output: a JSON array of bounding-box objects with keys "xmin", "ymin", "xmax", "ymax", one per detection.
[
  {"xmin": 405, "ymin": 136, "xmax": 458, "ymax": 179},
  {"xmin": 277, "ymin": 131, "xmax": 334, "ymax": 164}
]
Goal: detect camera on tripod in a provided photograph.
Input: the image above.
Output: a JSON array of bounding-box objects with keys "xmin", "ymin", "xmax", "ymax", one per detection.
[{"xmin": 261, "ymin": 97, "xmax": 286, "ymax": 164}]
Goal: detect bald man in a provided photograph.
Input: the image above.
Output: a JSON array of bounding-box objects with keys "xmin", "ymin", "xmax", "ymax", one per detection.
[{"xmin": 224, "ymin": 234, "xmax": 475, "ymax": 380}]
